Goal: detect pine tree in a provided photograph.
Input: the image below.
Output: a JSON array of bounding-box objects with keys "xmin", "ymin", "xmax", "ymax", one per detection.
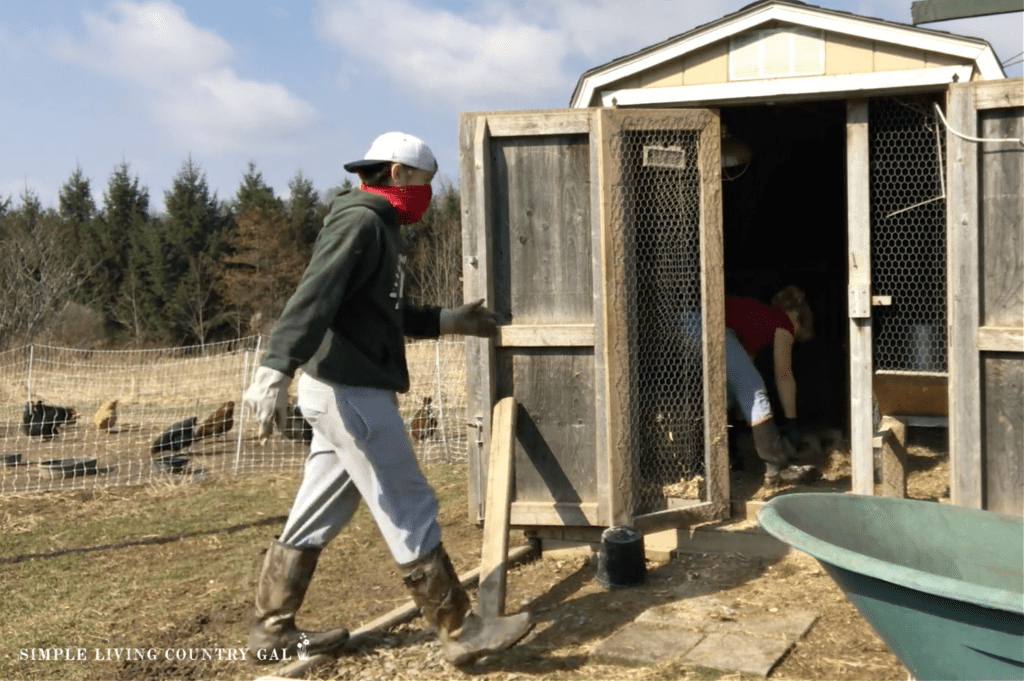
[
  {"xmin": 58, "ymin": 166, "xmax": 99, "ymax": 297},
  {"xmin": 286, "ymin": 169, "xmax": 321, "ymax": 250},
  {"xmin": 159, "ymin": 157, "xmax": 232, "ymax": 343},
  {"xmin": 234, "ymin": 161, "xmax": 283, "ymax": 218},
  {"xmin": 90, "ymin": 163, "xmax": 151, "ymax": 325}
]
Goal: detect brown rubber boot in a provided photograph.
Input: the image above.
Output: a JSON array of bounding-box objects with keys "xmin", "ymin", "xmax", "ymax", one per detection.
[
  {"xmin": 402, "ymin": 543, "xmax": 532, "ymax": 666},
  {"xmin": 248, "ymin": 540, "xmax": 349, "ymax": 664}
]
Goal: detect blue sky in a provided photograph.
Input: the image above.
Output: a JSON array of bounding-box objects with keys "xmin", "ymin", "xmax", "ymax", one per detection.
[{"xmin": 2, "ymin": 0, "xmax": 1021, "ymax": 212}]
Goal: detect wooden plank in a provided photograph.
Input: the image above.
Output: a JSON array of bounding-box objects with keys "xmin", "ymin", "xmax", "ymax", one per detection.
[
  {"xmin": 847, "ymin": 98, "xmax": 874, "ymax": 496},
  {"xmin": 482, "ymin": 110, "xmax": 593, "ymax": 137},
  {"xmin": 510, "ymin": 501, "xmax": 601, "ymax": 526},
  {"xmin": 977, "ymin": 327, "xmax": 1024, "ymax": 352},
  {"xmin": 972, "ymin": 78, "xmax": 1024, "ymax": 110},
  {"xmin": 588, "ymin": 113, "xmax": 611, "ymax": 528},
  {"xmin": 698, "ymin": 110, "xmax": 729, "ymax": 517},
  {"xmin": 507, "ymin": 350, "xmax": 597, "ymax": 519},
  {"xmin": 912, "ymin": 0, "xmax": 1023, "ymax": 25},
  {"xmin": 496, "ymin": 325, "xmax": 594, "ymax": 347},
  {"xmin": 497, "ymin": 134, "xmax": 594, "ymax": 324},
  {"xmin": 459, "ymin": 113, "xmax": 498, "ymax": 523},
  {"xmin": 633, "ymin": 502, "xmax": 718, "ymax": 535},
  {"xmin": 478, "ymin": 396, "xmax": 516, "ymax": 620},
  {"xmin": 872, "ymin": 372, "xmax": 948, "ymax": 417},
  {"xmin": 946, "ymin": 82, "xmax": 983, "ymax": 509},
  {"xmin": 982, "ymin": 355, "xmax": 1024, "ymax": 517},
  {"xmin": 596, "ymin": 109, "xmax": 632, "ymax": 527},
  {"xmin": 979, "ymin": 107, "xmax": 1024, "ymax": 330}
]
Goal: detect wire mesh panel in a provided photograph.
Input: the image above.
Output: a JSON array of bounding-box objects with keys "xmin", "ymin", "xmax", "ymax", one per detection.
[
  {"xmin": 869, "ymin": 97, "xmax": 948, "ymax": 374},
  {"xmin": 0, "ymin": 338, "xmax": 466, "ymax": 494},
  {"xmin": 621, "ymin": 130, "xmax": 705, "ymax": 514},
  {"xmin": 600, "ymin": 109, "xmax": 726, "ymax": 521}
]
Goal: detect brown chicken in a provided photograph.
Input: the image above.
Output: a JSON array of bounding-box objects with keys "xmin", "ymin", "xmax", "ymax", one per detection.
[
  {"xmin": 194, "ymin": 401, "xmax": 234, "ymax": 440},
  {"xmin": 410, "ymin": 396, "xmax": 438, "ymax": 441}
]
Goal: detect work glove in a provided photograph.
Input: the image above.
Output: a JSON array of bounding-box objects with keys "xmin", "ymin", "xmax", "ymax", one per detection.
[
  {"xmin": 243, "ymin": 366, "xmax": 291, "ymax": 442},
  {"xmin": 440, "ymin": 299, "xmax": 501, "ymax": 337},
  {"xmin": 779, "ymin": 417, "xmax": 803, "ymax": 451}
]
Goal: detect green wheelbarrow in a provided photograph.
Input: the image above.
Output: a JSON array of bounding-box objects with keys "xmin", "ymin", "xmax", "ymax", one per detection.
[{"xmin": 758, "ymin": 493, "xmax": 1024, "ymax": 681}]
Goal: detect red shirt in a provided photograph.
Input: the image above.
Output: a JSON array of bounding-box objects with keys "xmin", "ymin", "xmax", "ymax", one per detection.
[{"xmin": 725, "ymin": 296, "xmax": 794, "ymax": 356}]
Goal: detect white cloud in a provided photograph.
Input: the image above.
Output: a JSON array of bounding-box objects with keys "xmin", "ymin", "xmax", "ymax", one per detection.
[
  {"xmin": 317, "ymin": 0, "xmax": 571, "ymax": 110},
  {"xmin": 56, "ymin": 1, "xmax": 316, "ymax": 154},
  {"xmin": 315, "ymin": 0, "xmax": 754, "ymax": 110}
]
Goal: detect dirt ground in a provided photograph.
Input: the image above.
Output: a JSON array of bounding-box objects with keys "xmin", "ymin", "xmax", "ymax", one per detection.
[{"xmin": 2, "ymin": 427, "xmax": 950, "ymax": 681}]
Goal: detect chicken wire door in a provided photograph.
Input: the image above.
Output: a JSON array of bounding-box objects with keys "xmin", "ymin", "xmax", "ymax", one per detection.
[{"xmin": 459, "ymin": 108, "xmax": 726, "ymax": 530}]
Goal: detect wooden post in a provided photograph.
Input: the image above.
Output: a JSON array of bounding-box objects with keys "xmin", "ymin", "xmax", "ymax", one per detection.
[
  {"xmin": 874, "ymin": 416, "xmax": 908, "ymax": 498},
  {"xmin": 847, "ymin": 98, "xmax": 874, "ymax": 496},
  {"xmin": 478, "ymin": 396, "xmax": 517, "ymax": 619},
  {"xmin": 945, "ymin": 83, "xmax": 983, "ymax": 509},
  {"xmin": 459, "ymin": 114, "xmax": 498, "ymax": 522}
]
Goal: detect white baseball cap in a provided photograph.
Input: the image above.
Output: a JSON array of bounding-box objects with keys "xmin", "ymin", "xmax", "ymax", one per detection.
[{"xmin": 343, "ymin": 132, "xmax": 438, "ymax": 173}]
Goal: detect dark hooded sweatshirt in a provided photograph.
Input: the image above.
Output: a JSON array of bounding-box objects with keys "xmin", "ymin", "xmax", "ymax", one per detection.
[{"xmin": 260, "ymin": 187, "xmax": 441, "ymax": 393}]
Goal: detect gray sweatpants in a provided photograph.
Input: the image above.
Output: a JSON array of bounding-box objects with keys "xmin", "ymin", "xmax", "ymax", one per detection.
[{"xmin": 277, "ymin": 373, "xmax": 441, "ymax": 566}]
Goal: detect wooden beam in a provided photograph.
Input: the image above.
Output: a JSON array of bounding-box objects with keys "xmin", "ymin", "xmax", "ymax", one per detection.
[
  {"xmin": 698, "ymin": 110, "xmax": 730, "ymax": 518},
  {"xmin": 459, "ymin": 113, "xmax": 498, "ymax": 524},
  {"xmin": 847, "ymin": 98, "xmax": 875, "ymax": 496},
  {"xmin": 912, "ymin": 0, "xmax": 1023, "ymax": 24},
  {"xmin": 972, "ymin": 79, "xmax": 1024, "ymax": 110},
  {"xmin": 946, "ymin": 83, "xmax": 984, "ymax": 510},
  {"xmin": 482, "ymin": 110, "xmax": 593, "ymax": 137},
  {"xmin": 510, "ymin": 501, "xmax": 601, "ymax": 527},
  {"xmin": 633, "ymin": 502, "xmax": 718, "ymax": 535},
  {"xmin": 496, "ymin": 324, "xmax": 595, "ymax": 347},
  {"xmin": 478, "ymin": 396, "xmax": 517, "ymax": 619},
  {"xmin": 977, "ymin": 327, "xmax": 1024, "ymax": 352}
]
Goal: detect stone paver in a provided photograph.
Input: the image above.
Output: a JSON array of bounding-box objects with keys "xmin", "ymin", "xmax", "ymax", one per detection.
[{"xmin": 590, "ymin": 594, "xmax": 818, "ymax": 677}]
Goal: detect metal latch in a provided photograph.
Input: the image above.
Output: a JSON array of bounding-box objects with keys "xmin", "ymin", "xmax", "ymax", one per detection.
[
  {"xmin": 848, "ymin": 283, "xmax": 871, "ymax": 319},
  {"xmin": 467, "ymin": 416, "xmax": 485, "ymax": 522}
]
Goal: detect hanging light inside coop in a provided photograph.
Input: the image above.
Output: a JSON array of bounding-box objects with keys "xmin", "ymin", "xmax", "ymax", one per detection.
[
  {"xmin": 642, "ymin": 144, "xmax": 687, "ymax": 169},
  {"xmin": 721, "ymin": 125, "xmax": 753, "ymax": 168}
]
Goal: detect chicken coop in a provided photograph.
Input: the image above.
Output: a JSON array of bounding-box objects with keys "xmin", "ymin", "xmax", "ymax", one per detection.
[{"xmin": 460, "ymin": 0, "xmax": 1023, "ymax": 535}]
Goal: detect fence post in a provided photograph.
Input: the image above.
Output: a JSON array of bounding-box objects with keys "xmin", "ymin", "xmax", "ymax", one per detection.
[
  {"xmin": 25, "ymin": 344, "xmax": 34, "ymax": 405},
  {"xmin": 435, "ymin": 340, "xmax": 449, "ymax": 461},
  {"xmin": 235, "ymin": 350, "xmax": 250, "ymax": 475}
]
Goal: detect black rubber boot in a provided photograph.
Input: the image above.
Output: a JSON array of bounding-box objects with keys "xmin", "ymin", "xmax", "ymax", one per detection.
[
  {"xmin": 401, "ymin": 543, "xmax": 532, "ymax": 666},
  {"xmin": 248, "ymin": 540, "xmax": 349, "ymax": 664},
  {"xmin": 752, "ymin": 420, "xmax": 818, "ymax": 487}
]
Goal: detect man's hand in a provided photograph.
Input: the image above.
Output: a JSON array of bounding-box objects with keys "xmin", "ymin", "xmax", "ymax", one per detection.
[
  {"xmin": 243, "ymin": 367, "xmax": 291, "ymax": 442},
  {"xmin": 440, "ymin": 299, "xmax": 501, "ymax": 337}
]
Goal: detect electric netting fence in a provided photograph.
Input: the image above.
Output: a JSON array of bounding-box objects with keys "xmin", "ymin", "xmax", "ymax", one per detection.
[
  {"xmin": 617, "ymin": 127, "xmax": 706, "ymax": 515},
  {"xmin": 870, "ymin": 97, "xmax": 949, "ymax": 375},
  {"xmin": 0, "ymin": 338, "xmax": 468, "ymax": 494}
]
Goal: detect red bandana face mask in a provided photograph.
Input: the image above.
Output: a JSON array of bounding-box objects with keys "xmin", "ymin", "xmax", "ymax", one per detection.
[{"xmin": 362, "ymin": 183, "xmax": 432, "ymax": 225}]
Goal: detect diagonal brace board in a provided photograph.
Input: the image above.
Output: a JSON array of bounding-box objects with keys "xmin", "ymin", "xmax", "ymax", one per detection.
[{"xmin": 478, "ymin": 395, "xmax": 517, "ymax": 620}]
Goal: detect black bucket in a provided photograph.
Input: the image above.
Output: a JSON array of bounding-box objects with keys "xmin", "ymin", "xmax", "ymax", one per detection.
[{"xmin": 596, "ymin": 525, "xmax": 646, "ymax": 589}]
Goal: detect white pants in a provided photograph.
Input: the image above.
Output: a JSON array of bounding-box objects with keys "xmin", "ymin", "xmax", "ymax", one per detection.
[{"xmin": 277, "ymin": 373, "xmax": 441, "ymax": 566}]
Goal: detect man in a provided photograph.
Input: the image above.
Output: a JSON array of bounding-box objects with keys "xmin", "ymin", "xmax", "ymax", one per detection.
[{"xmin": 242, "ymin": 132, "xmax": 531, "ymax": 666}]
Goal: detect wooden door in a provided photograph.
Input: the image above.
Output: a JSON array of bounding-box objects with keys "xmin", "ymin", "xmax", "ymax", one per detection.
[
  {"xmin": 459, "ymin": 108, "xmax": 726, "ymax": 529},
  {"xmin": 946, "ymin": 79, "xmax": 1024, "ymax": 515}
]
